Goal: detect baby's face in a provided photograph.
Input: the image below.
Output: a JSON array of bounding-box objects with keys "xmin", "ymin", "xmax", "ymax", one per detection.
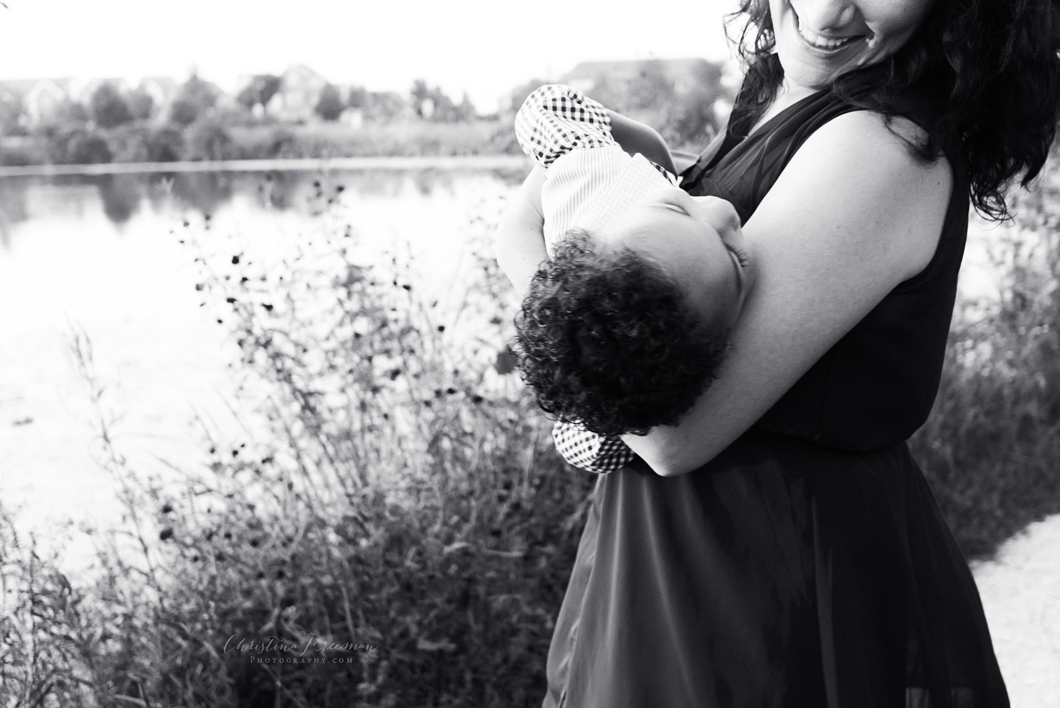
[{"xmin": 600, "ymin": 187, "xmax": 754, "ymax": 331}]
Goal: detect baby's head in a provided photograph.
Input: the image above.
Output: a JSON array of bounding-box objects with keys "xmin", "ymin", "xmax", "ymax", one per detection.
[{"xmin": 513, "ymin": 188, "xmax": 753, "ymax": 436}]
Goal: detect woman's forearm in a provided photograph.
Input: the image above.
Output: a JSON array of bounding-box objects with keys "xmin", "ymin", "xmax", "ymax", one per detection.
[{"xmin": 495, "ymin": 165, "xmax": 548, "ymax": 296}]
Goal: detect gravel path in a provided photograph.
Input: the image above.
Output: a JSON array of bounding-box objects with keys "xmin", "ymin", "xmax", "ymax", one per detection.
[{"xmin": 973, "ymin": 514, "xmax": 1060, "ymax": 707}]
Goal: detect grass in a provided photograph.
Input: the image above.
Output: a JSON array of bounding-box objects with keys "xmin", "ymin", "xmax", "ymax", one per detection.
[
  {"xmin": 2, "ymin": 153, "xmax": 1059, "ymax": 705},
  {"xmin": 226, "ymin": 120, "xmax": 513, "ymax": 160}
]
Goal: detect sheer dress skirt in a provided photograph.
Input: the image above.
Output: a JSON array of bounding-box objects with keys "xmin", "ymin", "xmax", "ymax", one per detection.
[{"xmin": 543, "ymin": 428, "xmax": 1009, "ymax": 708}]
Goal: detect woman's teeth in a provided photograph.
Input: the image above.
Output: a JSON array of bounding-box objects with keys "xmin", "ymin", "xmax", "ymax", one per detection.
[{"xmin": 797, "ymin": 18, "xmax": 858, "ymax": 50}]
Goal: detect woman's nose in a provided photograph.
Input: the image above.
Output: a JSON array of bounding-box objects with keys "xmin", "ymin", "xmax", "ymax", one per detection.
[{"xmin": 798, "ymin": 0, "xmax": 858, "ymax": 31}]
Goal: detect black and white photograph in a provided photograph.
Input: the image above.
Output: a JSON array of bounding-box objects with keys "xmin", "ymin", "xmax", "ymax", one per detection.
[{"xmin": 1, "ymin": 0, "xmax": 1058, "ymax": 705}]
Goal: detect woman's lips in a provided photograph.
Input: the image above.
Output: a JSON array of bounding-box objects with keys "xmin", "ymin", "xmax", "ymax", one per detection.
[{"xmin": 792, "ymin": 8, "xmax": 865, "ymax": 53}]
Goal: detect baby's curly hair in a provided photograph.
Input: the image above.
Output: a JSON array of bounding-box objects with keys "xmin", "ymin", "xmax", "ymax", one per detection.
[{"xmin": 512, "ymin": 230, "xmax": 729, "ymax": 437}]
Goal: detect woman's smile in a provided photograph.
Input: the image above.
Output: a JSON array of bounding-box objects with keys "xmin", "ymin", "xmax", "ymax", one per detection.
[
  {"xmin": 770, "ymin": 0, "xmax": 931, "ymax": 89},
  {"xmin": 793, "ymin": 8, "xmax": 866, "ymax": 53}
]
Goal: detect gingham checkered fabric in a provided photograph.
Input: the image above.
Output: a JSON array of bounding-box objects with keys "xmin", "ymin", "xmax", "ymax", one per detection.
[
  {"xmin": 515, "ymin": 84, "xmax": 615, "ymax": 167},
  {"xmin": 553, "ymin": 421, "xmax": 637, "ymax": 474},
  {"xmin": 515, "ymin": 84, "xmax": 678, "ymax": 257}
]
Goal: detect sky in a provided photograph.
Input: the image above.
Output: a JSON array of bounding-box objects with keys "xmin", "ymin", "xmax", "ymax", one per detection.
[{"xmin": 0, "ymin": 0, "xmax": 737, "ymax": 112}]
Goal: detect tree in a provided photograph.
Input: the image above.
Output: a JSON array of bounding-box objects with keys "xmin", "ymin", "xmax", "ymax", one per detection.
[
  {"xmin": 147, "ymin": 126, "xmax": 184, "ymax": 162},
  {"xmin": 236, "ymin": 74, "xmax": 282, "ymax": 113},
  {"xmin": 346, "ymin": 85, "xmax": 368, "ymax": 109},
  {"xmin": 410, "ymin": 80, "xmax": 466, "ymax": 122},
  {"xmin": 185, "ymin": 117, "xmax": 236, "ymax": 161},
  {"xmin": 457, "ymin": 93, "xmax": 476, "ymax": 121},
  {"xmin": 90, "ymin": 83, "xmax": 133, "ymax": 129},
  {"xmin": 364, "ymin": 91, "xmax": 406, "ymax": 121},
  {"xmin": 47, "ymin": 100, "xmax": 90, "ymax": 130},
  {"xmin": 53, "ymin": 129, "xmax": 112, "ymax": 164},
  {"xmin": 410, "ymin": 79, "xmax": 431, "ymax": 118},
  {"xmin": 315, "ymin": 84, "xmax": 344, "ymax": 121},
  {"xmin": 627, "ymin": 60, "xmax": 677, "ymax": 112},
  {"xmin": 169, "ymin": 75, "xmax": 221, "ymax": 126},
  {"xmin": 668, "ymin": 61, "xmax": 725, "ymax": 147},
  {"xmin": 125, "ymin": 87, "xmax": 155, "ymax": 121},
  {"xmin": 0, "ymin": 92, "xmax": 24, "ymax": 135}
]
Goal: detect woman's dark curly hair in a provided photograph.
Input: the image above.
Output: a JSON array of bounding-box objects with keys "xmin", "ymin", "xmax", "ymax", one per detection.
[
  {"xmin": 512, "ymin": 230, "xmax": 729, "ymax": 437},
  {"xmin": 728, "ymin": 0, "xmax": 1060, "ymax": 219}
]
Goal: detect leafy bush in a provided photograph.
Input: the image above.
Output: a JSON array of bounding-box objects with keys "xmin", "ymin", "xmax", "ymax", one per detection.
[
  {"xmin": 44, "ymin": 127, "xmax": 113, "ymax": 164},
  {"xmin": 98, "ymin": 123, "xmax": 184, "ymax": 163},
  {"xmin": 90, "ymin": 83, "xmax": 133, "ymax": 129},
  {"xmin": 0, "ymin": 136, "xmax": 45, "ymax": 166},
  {"xmin": 169, "ymin": 75, "xmax": 222, "ymax": 127},
  {"xmin": 315, "ymin": 84, "xmax": 346, "ymax": 121},
  {"xmin": 184, "ymin": 117, "xmax": 238, "ymax": 161}
]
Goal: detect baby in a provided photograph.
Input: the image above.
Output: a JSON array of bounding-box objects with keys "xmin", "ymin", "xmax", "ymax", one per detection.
[{"xmin": 512, "ymin": 85, "xmax": 754, "ymax": 471}]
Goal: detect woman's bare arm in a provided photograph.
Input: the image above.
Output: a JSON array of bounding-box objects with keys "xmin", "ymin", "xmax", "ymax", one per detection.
[{"xmin": 621, "ymin": 111, "xmax": 954, "ymax": 476}]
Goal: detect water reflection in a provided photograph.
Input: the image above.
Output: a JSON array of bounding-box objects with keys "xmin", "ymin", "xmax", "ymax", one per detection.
[
  {"xmin": 97, "ymin": 175, "xmax": 142, "ymax": 225},
  {"xmin": 0, "ymin": 167, "xmax": 510, "ymax": 249},
  {"xmin": 169, "ymin": 172, "xmax": 235, "ymax": 217},
  {"xmin": 0, "ymin": 177, "xmax": 29, "ymax": 250}
]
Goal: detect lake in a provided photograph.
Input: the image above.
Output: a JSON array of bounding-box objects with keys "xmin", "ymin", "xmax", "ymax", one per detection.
[{"xmin": 0, "ymin": 164, "xmax": 527, "ymax": 537}]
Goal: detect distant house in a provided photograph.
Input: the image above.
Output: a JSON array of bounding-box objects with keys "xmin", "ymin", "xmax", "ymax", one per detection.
[
  {"xmin": 0, "ymin": 75, "xmax": 186, "ymax": 129},
  {"xmin": 25, "ymin": 80, "xmax": 72, "ymax": 126},
  {"xmin": 266, "ymin": 65, "xmax": 330, "ymax": 121},
  {"xmin": 0, "ymin": 78, "xmax": 72, "ymax": 127}
]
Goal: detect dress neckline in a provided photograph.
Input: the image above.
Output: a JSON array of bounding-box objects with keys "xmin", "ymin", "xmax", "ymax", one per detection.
[{"xmin": 743, "ymin": 86, "xmax": 830, "ymax": 141}]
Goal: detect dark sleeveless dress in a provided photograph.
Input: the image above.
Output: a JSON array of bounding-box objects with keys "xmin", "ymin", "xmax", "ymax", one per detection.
[{"xmin": 542, "ymin": 86, "xmax": 1010, "ymax": 707}]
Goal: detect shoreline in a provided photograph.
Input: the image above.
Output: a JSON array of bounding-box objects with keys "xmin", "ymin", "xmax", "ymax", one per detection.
[{"xmin": 0, "ymin": 154, "xmax": 529, "ymax": 178}]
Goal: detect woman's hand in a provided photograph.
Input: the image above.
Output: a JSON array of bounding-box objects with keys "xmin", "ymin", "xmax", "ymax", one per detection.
[
  {"xmin": 495, "ymin": 165, "xmax": 548, "ymax": 297},
  {"xmin": 623, "ymin": 111, "xmax": 954, "ymax": 476}
]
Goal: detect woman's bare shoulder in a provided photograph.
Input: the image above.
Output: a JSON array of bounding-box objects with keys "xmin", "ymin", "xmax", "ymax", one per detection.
[
  {"xmin": 752, "ymin": 108, "xmax": 953, "ymax": 281},
  {"xmin": 625, "ymin": 110, "xmax": 956, "ymax": 476}
]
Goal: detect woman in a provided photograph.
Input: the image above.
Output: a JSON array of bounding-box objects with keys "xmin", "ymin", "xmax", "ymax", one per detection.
[{"xmin": 496, "ymin": 0, "xmax": 1060, "ymax": 705}]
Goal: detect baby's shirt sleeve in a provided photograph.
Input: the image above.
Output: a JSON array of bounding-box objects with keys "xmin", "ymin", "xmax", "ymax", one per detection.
[
  {"xmin": 552, "ymin": 421, "xmax": 637, "ymax": 474},
  {"xmin": 515, "ymin": 84, "xmax": 616, "ymax": 168}
]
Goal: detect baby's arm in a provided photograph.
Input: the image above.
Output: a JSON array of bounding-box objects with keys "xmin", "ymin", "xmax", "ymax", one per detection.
[
  {"xmin": 607, "ymin": 111, "xmax": 677, "ymax": 175},
  {"xmin": 495, "ymin": 165, "xmax": 547, "ymax": 296}
]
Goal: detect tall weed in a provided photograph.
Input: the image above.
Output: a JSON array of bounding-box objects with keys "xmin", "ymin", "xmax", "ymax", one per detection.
[{"xmin": 3, "ymin": 180, "xmax": 594, "ymax": 707}]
